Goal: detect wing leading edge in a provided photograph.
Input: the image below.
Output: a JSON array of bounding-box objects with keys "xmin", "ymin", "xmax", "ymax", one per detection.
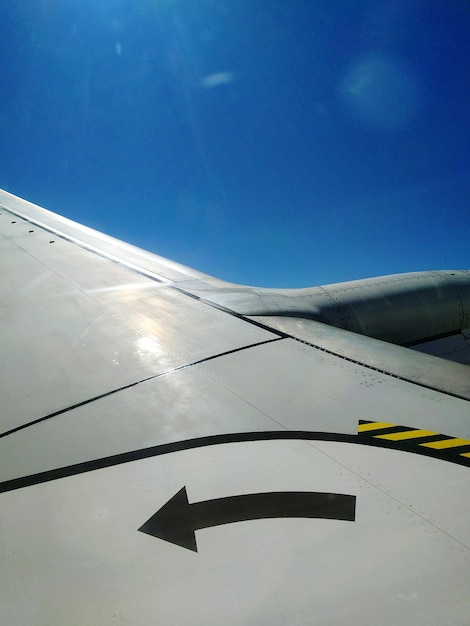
[{"xmin": 0, "ymin": 189, "xmax": 469, "ymax": 626}]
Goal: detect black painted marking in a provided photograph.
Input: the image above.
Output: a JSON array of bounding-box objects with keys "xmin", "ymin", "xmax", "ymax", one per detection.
[
  {"xmin": 1, "ymin": 427, "xmax": 469, "ymax": 495},
  {"xmin": 138, "ymin": 486, "xmax": 356, "ymax": 552}
]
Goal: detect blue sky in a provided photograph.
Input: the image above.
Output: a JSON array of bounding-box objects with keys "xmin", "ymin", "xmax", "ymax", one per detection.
[{"xmin": 1, "ymin": 0, "xmax": 469, "ymax": 287}]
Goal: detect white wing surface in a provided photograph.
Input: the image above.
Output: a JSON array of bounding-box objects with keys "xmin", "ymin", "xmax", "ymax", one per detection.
[{"xmin": 1, "ymin": 189, "xmax": 469, "ymax": 625}]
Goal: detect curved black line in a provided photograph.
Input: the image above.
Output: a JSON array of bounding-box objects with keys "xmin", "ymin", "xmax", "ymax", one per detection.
[{"xmin": 1, "ymin": 429, "xmax": 468, "ymax": 494}]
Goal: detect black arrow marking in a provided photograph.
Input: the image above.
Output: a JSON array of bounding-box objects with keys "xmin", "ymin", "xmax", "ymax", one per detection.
[{"xmin": 138, "ymin": 487, "xmax": 356, "ymax": 552}]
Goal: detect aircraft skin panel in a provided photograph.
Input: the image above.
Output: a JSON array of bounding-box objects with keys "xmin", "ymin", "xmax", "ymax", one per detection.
[
  {"xmin": 1, "ymin": 442, "xmax": 469, "ymax": 626},
  {"xmin": 197, "ymin": 339, "xmax": 470, "ymax": 435},
  {"xmin": 412, "ymin": 331, "xmax": 470, "ymax": 364},
  {"xmin": 0, "ymin": 283, "xmax": 276, "ymax": 430},
  {"xmin": 178, "ymin": 269, "xmax": 470, "ymax": 329},
  {"xmin": 1, "ymin": 335, "xmax": 469, "ymax": 486},
  {"xmin": 251, "ymin": 315, "xmax": 470, "ymax": 400},
  {"xmin": 0, "ymin": 188, "xmax": 212, "ymax": 283},
  {"xmin": 0, "ymin": 205, "xmax": 276, "ymax": 430},
  {"xmin": 0, "ymin": 363, "xmax": 286, "ymax": 483},
  {"xmin": 1, "ymin": 189, "xmax": 469, "ymax": 625}
]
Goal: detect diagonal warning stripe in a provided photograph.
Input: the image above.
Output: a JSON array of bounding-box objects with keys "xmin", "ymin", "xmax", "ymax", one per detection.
[
  {"xmin": 357, "ymin": 422, "xmax": 396, "ymax": 432},
  {"xmin": 421, "ymin": 437, "xmax": 470, "ymax": 449},
  {"xmin": 376, "ymin": 429, "xmax": 438, "ymax": 441},
  {"xmin": 358, "ymin": 420, "xmax": 470, "ymax": 466}
]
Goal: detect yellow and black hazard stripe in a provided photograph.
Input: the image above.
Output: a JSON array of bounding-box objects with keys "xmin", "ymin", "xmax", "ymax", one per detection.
[{"xmin": 358, "ymin": 420, "xmax": 470, "ymax": 466}]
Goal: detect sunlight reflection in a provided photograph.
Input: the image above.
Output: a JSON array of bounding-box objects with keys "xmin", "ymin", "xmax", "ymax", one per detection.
[{"xmin": 339, "ymin": 54, "xmax": 422, "ymax": 132}]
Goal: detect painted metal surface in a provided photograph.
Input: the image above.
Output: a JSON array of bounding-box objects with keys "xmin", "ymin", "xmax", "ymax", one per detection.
[
  {"xmin": 412, "ymin": 331, "xmax": 470, "ymax": 364},
  {"xmin": 0, "ymin": 190, "xmax": 469, "ymax": 625},
  {"xmin": 1, "ymin": 441, "xmax": 469, "ymax": 626},
  {"xmin": 0, "ymin": 209, "xmax": 274, "ymax": 430},
  {"xmin": 179, "ymin": 270, "xmax": 470, "ymax": 346},
  {"xmin": 250, "ymin": 316, "xmax": 470, "ymax": 399}
]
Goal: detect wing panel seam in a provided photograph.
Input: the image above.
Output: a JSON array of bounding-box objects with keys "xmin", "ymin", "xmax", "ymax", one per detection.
[
  {"xmin": 2, "ymin": 206, "xmax": 468, "ymax": 401},
  {"xmin": 0, "ymin": 337, "xmax": 284, "ymax": 439}
]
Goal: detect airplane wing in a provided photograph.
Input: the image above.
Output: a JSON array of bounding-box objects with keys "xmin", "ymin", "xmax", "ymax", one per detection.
[{"xmin": 1, "ymin": 188, "xmax": 469, "ymax": 625}]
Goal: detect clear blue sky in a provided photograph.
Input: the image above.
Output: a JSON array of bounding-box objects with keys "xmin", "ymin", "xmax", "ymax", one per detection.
[{"xmin": 1, "ymin": 0, "xmax": 469, "ymax": 287}]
